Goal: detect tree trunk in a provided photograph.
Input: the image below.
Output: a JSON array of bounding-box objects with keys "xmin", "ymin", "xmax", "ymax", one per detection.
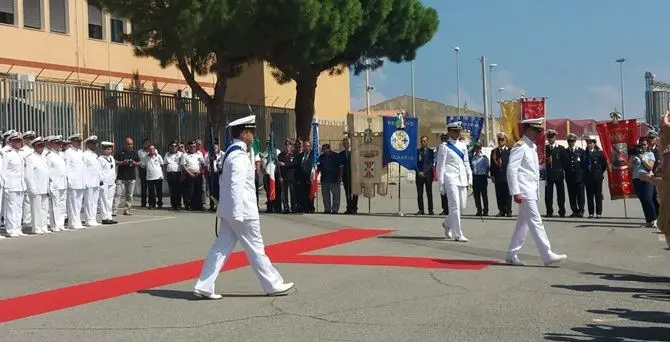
[
  {"xmin": 207, "ymin": 69, "xmax": 228, "ymax": 144},
  {"xmin": 294, "ymin": 73, "xmax": 318, "ymax": 142}
]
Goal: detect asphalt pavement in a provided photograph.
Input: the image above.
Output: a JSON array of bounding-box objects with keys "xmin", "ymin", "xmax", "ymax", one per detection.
[{"xmin": 0, "ymin": 182, "xmax": 668, "ymax": 341}]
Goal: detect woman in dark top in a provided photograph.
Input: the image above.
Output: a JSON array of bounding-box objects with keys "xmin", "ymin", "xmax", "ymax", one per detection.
[{"xmin": 582, "ymin": 136, "xmax": 607, "ymax": 218}]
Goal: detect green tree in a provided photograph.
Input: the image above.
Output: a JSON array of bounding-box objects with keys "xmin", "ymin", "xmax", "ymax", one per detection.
[{"xmin": 265, "ymin": 0, "xmax": 439, "ymax": 140}]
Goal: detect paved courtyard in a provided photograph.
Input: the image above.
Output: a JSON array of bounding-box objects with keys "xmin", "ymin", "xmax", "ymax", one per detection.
[{"xmin": 0, "ymin": 183, "xmax": 668, "ymax": 341}]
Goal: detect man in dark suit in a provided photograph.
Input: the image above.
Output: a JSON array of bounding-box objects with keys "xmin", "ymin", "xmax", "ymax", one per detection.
[
  {"xmin": 415, "ymin": 135, "xmax": 435, "ymax": 215},
  {"xmin": 340, "ymin": 137, "xmax": 358, "ymax": 215},
  {"xmin": 562, "ymin": 133, "xmax": 585, "ymax": 217},
  {"xmin": 582, "ymin": 136, "xmax": 607, "ymax": 218},
  {"xmin": 277, "ymin": 139, "xmax": 297, "ymax": 213},
  {"xmin": 544, "ymin": 129, "xmax": 566, "ymax": 217},
  {"xmin": 295, "ymin": 141, "xmax": 315, "ymax": 213},
  {"xmin": 490, "ymin": 132, "xmax": 512, "ymax": 216}
]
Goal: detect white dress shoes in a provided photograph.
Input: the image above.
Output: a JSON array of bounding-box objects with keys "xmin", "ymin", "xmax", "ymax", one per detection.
[
  {"xmin": 193, "ymin": 289, "xmax": 223, "ymax": 300},
  {"xmin": 543, "ymin": 253, "xmax": 568, "ymax": 266},
  {"xmin": 505, "ymin": 255, "xmax": 525, "ymax": 266},
  {"xmin": 266, "ymin": 282, "xmax": 295, "ymax": 296}
]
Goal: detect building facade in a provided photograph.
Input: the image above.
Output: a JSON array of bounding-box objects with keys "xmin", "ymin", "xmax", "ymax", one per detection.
[{"xmin": 0, "ymin": 0, "xmax": 350, "ymax": 121}]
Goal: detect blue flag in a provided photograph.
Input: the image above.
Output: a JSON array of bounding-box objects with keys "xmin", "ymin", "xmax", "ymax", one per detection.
[
  {"xmin": 383, "ymin": 114, "xmax": 418, "ymax": 170},
  {"xmin": 446, "ymin": 116, "xmax": 484, "ymax": 145}
]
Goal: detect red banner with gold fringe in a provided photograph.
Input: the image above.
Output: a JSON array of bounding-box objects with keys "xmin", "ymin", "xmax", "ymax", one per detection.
[
  {"xmin": 596, "ymin": 119, "xmax": 639, "ymax": 200},
  {"xmin": 520, "ymin": 98, "xmax": 546, "ymax": 167}
]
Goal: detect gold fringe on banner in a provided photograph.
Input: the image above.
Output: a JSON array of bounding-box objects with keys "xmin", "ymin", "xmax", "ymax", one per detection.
[{"xmin": 500, "ymin": 99, "xmax": 521, "ymax": 147}]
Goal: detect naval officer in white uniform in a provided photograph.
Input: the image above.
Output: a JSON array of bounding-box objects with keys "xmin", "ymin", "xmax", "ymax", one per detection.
[
  {"xmin": 45, "ymin": 135, "xmax": 68, "ymax": 232},
  {"xmin": 64, "ymin": 134, "xmax": 86, "ymax": 229},
  {"xmin": 193, "ymin": 115, "xmax": 294, "ymax": 299},
  {"xmin": 505, "ymin": 118, "xmax": 567, "ymax": 266},
  {"xmin": 25, "ymin": 137, "xmax": 51, "ymax": 235},
  {"xmin": 2, "ymin": 132, "xmax": 27, "ymax": 237},
  {"xmin": 437, "ymin": 122, "xmax": 472, "ymax": 242}
]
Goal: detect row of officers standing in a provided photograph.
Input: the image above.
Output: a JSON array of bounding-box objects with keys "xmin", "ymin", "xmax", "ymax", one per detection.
[
  {"xmin": 415, "ymin": 129, "xmax": 608, "ymax": 219},
  {"xmin": 0, "ymin": 130, "xmax": 120, "ymax": 239}
]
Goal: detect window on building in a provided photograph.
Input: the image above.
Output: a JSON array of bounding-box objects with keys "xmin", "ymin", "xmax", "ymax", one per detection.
[
  {"xmin": 0, "ymin": 0, "xmax": 15, "ymax": 25},
  {"xmin": 110, "ymin": 16, "xmax": 124, "ymax": 43},
  {"xmin": 23, "ymin": 0, "xmax": 41, "ymax": 29},
  {"xmin": 88, "ymin": 4, "xmax": 102, "ymax": 39},
  {"xmin": 49, "ymin": 0, "xmax": 67, "ymax": 33}
]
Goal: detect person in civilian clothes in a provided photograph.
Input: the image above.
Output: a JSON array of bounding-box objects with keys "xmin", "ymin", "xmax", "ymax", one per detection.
[
  {"xmin": 317, "ymin": 143, "xmax": 343, "ymax": 214},
  {"xmin": 164, "ymin": 142, "xmax": 183, "ymax": 210},
  {"xmin": 193, "ymin": 115, "xmax": 294, "ymax": 299},
  {"xmin": 296, "ymin": 141, "xmax": 315, "ymax": 213},
  {"xmin": 340, "ymin": 137, "xmax": 359, "ymax": 215},
  {"xmin": 25, "ymin": 137, "xmax": 51, "ymax": 235},
  {"xmin": 582, "ymin": 136, "xmax": 607, "ymax": 218},
  {"xmin": 277, "ymin": 139, "xmax": 297, "ymax": 213},
  {"xmin": 630, "ymin": 140, "xmax": 657, "ymax": 228},
  {"xmin": 144, "ymin": 144, "xmax": 164, "ymax": 210},
  {"xmin": 490, "ymin": 132, "xmax": 512, "ymax": 217},
  {"xmin": 181, "ymin": 141, "xmax": 205, "ymax": 211},
  {"xmin": 470, "ymin": 143, "xmax": 490, "ymax": 216},
  {"xmin": 505, "ymin": 118, "xmax": 567, "ymax": 266},
  {"xmin": 435, "ymin": 133, "xmax": 449, "ymax": 215},
  {"xmin": 562, "ymin": 133, "xmax": 585, "ymax": 217},
  {"xmin": 114, "ymin": 137, "xmax": 141, "ymax": 216},
  {"xmin": 2, "ymin": 132, "xmax": 27, "ymax": 237},
  {"xmin": 98, "ymin": 141, "xmax": 118, "ymax": 225},
  {"xmin": 544, "ymin": 129, "xmax": 566, "ymax": 217},
  {"xmin": 646, "ymin": 131, "xmax": 661, "ymax": 217},
  {"xmin": 137, "ymin": 138, "xmax": 151, "ymax": 208},
  {"xmin": 415, "ymin": 135, "xmax": 435, "ymax": 215},
  {"xmin": 82, "ymin": 136, "xmax": 102, "ymax": 227}
]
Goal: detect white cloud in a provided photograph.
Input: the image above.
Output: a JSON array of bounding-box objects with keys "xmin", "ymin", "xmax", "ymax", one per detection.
[
  {"xmin": 494, "ymin": 69, "xmax": 523, "ymax": 101},
  {"xmin": 350, "ymin": 68, "xmax": 389, "ymax": 111},
  {"xmin": 579, "ymin": 85, "xmax": 621, "ymax": 120}
]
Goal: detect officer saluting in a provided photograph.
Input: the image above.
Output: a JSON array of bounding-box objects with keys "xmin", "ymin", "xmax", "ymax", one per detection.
[
  {"xmin": 505, "ymin": 118, "xmax": 567, "ymax": 266},
  {"xmin": 193, "ymin": 115, "xmax": 294, "ymax": 299}
]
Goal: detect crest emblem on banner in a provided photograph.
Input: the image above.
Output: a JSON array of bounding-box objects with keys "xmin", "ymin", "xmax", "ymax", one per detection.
[{"xmin": 390, "ymin": 111, "xmax": 410, "ymax": 151}]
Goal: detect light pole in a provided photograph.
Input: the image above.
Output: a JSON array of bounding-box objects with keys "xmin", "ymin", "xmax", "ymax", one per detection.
[
  {"xmin": 411, "ymin": 60, "xmax": 416, "ymax": 117},
  {"xmin": 454, "ymin": 47, "xmax": 461, "ymax": 115},
  {"xmin": 488, "ymin": 63, "xmax": 497, "ymax": 145},
  {"xmin": 616, "ymin": 58, "xmax": 626, "ymax": 119}
]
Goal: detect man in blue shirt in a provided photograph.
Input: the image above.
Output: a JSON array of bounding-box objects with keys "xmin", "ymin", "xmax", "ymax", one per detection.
[
  {"xmin": 415, "ymin": 136, "xmax": 435, "ymax": 215},
  {"xmin": 470, "ymin": 143, "xmax": 490, "ymax": 216},
  {"xmin": 317, "ymin": 144, "xmax": 343, "ymax": 214}
]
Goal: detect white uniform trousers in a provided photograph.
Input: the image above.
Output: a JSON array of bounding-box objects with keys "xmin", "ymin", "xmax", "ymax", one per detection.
[
  {"xmin": 22, "ymin": 194, "xmax": 32, "ymax": 227},
  {"xmin": 50, "ymin": 189, "xmax": 67, "ymax": 230},
  {"xmin": 194, "ymin": 218, "xmax": 285, "ymax": 295},
  {"xmin": 4, "ymin": 191, "xmax": 24, "ymax": 235},
  {"xmin": 507, "ymin": 199, "xmax": 552, "ymax": 260},
  {"xmin": 83, "ymin": 187, "xmax": 100, "ymax": 225},
  {"xmin": 0, "ymin": 186, "xmax": 4, "ymax": 224},
  {"xmin": 30, "ymin": 194, "xmax": 50, "ymax": 233},
  {"xmin": 67, "ymin": 189, "xmax": 85, "ymax": 228},
  {"xmin": 99, "ymin": 184, "xmax": 115, "ymax": 220},
  {"xmin": 443, "ymin": 183, "xmax": 468, "ymax": 238}
]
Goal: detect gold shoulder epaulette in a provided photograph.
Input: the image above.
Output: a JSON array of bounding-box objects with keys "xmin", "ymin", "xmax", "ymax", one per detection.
[{"xmin": 514, "ymin": 140, "xmax": 524, "ymax": 147}]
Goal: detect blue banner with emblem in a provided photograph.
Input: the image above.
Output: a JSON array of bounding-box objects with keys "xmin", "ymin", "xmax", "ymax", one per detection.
[
  {"xmin": 446, "ymin": 116, "xmax": 484, "ymax": 145},
  {"xmin": 383, "ymin": 113, "xmax": 418, "ymax": 170}
]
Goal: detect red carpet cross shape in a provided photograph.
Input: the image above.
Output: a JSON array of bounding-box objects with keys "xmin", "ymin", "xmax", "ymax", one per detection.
[{"xmin": 0, "ymin": 228, "xmax": 496, "ymax": 323}]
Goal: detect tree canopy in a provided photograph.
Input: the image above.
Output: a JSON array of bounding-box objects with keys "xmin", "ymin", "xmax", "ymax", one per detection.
[{"xmin": 265, "ymin": 0, "xmax": 439, "ymax": 139}]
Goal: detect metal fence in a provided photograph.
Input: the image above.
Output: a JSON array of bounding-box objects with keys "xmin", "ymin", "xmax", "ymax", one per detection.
[{"xmin": 0, "ymin": 77, "xmax": 303, "ymax": 151}]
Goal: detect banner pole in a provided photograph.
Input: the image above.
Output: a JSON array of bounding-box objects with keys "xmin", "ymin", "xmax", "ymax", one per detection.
[
  {"xmin": 623, "ymin": 197, "xmax": 628, "ymax": 218},
  {"xmin": 395, "ymin": 163, "xmax": 403, "ymax": 216}
]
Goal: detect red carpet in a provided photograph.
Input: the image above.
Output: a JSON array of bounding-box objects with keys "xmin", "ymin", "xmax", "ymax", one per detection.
[{"xmin": 0, "ymin": 228, "xmax": 494, "ymax": 323}]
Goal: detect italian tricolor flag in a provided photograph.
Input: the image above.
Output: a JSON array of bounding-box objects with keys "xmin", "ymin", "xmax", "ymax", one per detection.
[{"xmin": 266, "ymin": 133, "xmax": 277, "ymax": 201}]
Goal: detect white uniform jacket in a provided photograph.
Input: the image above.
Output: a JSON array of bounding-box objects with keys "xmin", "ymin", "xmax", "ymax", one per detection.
[
  {"xmin": 45, "ymin": 150, "xmax": 67, "ymax": 191},
  {"xmin": 98, "ymin": 154, "xmax": 117, "ymax": 185},
  {"xmin": 25, "ymin": 152, "xmax": 50, "ymax": 195},
  {"xmin": 438, "ymin": 138, "xmax": 473, "ymax": 190},
  {"xmin": 19, "ymin": 145, "xmax": 33, "ymax": 159},
  {"xmin": 2, "ymin": 148, "xmax": 26, "ymax": 191},
  {"xmin": 0, "ymin": 149, "xmax": 5, "ymax": 187},
  {"xmin": 506, "ymin": 135, "xmax": 540, "ymax": 200},
  {"xmin": 217, "ymin": 139, "xmax": 259, "ymax": 222},
  {"xmin": 82, "ymin": 149, "xmax": 102, "ymax": 188},
  {"xmin": 64, "ymin": 148, "xmax": 86, "ymax": 189}
]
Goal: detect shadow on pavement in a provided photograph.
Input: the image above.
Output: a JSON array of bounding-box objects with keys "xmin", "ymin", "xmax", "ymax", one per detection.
[
  {"xmin": 377, "ymin": 235, "xmax": 447, "ymax": 241},
  {"xmin": 551, "ymin": 284, "xmax": 669, "ymax": 295},
  {"xmin": 544, "ymin": 324, "xmax": 670, "ymax": 341},
  {"xmin": 137, "ymin": 289, "xmax": 270, "ymax": 300},
  {"xmin": 580, "ymin": 272, "xmax": 670, "ymax": 284},
  {"xmin": 351, "ymin": 212, "xmax": 640, "ymax": 226}
]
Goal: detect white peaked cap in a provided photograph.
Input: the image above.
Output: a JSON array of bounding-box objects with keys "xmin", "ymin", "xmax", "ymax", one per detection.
[
  {"xmin": 29, "ymin": 137, "xmax": 45, "ymax": 146},
  {"xmin": 8, "ymin": 131, "xmax": 23, "ymax": 140},
  {"xmin": 101, "ymin": 141, "xmax": 114, "ymax": 147},
  {"xmin": 2, "ymin": 129, "xmax": 16, "ymax": 138},
  {"xmin": 48, "ymin": 135, "xmax": 63, "ymax": 142},
  {"xmin": 23, "ymin": 130, "xmax": 36, "ymax": 137},
  {"xmin": 447, "ymin": 121, "xmax": 462, "ymax": 130},
  {"xmin": 227, "ymin": 115, "xmax": 256, "ymax": 129},
  {"xmin": 84, "ymin": 135, "xmax": 98, "ymax": 143},
  {"xmin": 68, "ymin": 133, "xmax": 83, "ymax": 140}
]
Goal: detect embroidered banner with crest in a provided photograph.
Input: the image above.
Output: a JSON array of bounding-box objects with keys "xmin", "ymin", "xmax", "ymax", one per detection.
[{"xmin": 382, "ymin": 113, "xmax": 418, "ymax": 171}]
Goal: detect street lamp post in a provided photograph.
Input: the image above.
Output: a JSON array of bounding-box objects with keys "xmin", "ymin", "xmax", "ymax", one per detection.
[
  {"xmin": 454, "ymin": 47, "xmax": 461, "ymax": 115},
  {"xmin": 616, "ymin": 58, "xmax": 626, "ymax": 119},
  {"xmin": 411, "ymin": 60, "xmax": 416, "ymax": 118},
  {"xmin": 488, "ymin": 63, "xmax": 497, "ymax": 145}
]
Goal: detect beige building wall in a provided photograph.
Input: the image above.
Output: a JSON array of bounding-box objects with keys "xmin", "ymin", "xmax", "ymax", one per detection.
[{"xmin": 0, "ymin": 0, "xmax": 349, "ymax": 120}]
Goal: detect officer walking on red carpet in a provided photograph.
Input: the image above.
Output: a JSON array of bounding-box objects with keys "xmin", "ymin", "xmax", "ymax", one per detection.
[
  {"xmin": 505, "ymin": 118, "xmax": 568, "ymax": 266},
  {"xmin": 193, "ymin": 115, "xmax": 294, "ymax": 299}
]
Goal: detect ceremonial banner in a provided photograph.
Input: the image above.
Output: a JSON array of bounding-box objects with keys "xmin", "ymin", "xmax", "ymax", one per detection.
[
  {"xmin": 350, "ymin": 131, "xmax": 388, "ymax": 198},
  {"xmin": 500, "ymin": 100, "xmax": 521, "ymax": 147},
  {"xmin": 446, "ymin": 116, "xmax": 484, "ymax": 146},
  {"xmin": 596, "ymin": 119, "xmax": 638, "ymax": 200},
  {"xmin": 382, "ymin": 113, "xmax": 418, "ymax": 171},
  {"xmin": 521, "ymin": 98, "xmax": 546, "ymax": 168},
  {"xmin": 266, "ymin": 125, "xmax": 278, "ymax": 201},
  {"xmin": 309, "ymin": 119, "xmax": 320, "ymax": 200}
]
